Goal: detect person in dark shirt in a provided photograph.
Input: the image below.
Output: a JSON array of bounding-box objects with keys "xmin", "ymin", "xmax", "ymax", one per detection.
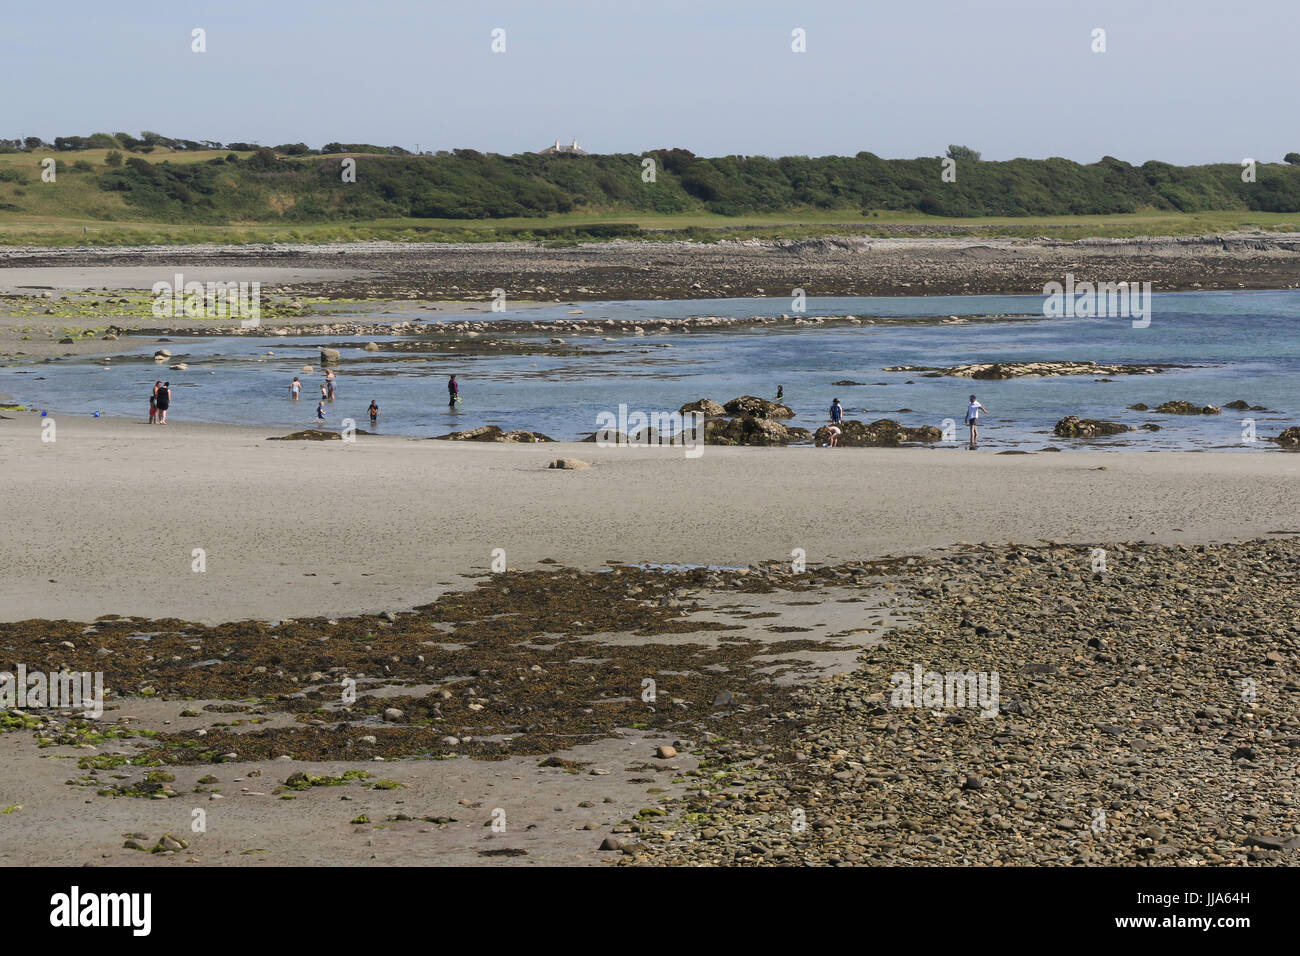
[
  {"xmin": 155, "ymin": 382, "xmax": 171, "ymax": 424},
  {"xmin": 448, "ymin": 375, "xmax": 460, "ymax": 408},
  {"xmin": 829, "ymin": 398, "xmax": 843, "ymax": 424}
]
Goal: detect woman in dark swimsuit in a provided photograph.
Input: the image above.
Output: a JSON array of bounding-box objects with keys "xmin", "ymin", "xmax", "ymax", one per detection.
[{"xmin": 155, "ymin": 381, "xmax": 171, "ymax": 424}]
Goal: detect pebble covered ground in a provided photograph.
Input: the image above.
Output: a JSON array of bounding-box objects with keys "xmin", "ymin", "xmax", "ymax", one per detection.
[{"xmin": 619, "ymin": 538, "xmax": 1300, "ymax": 866}]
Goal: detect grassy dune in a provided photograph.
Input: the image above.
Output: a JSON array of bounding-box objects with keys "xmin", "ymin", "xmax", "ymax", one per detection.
[{"xmin": 2, "ymin": 147, "xmax": 1298, "ymax": 246}]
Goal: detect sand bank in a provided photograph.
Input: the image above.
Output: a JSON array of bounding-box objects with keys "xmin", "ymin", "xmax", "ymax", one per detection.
[{"xmin": 2, "ymin": 414, "xmax": 1296, "ymax": 624}]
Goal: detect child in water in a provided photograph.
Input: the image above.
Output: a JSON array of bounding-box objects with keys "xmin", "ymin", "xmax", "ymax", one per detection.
[
  {"xmin": 369, "ymin": 400, "xmax": 379, "ymax": 425},
  {"xmin": 316, "ymin": 400, "xmax": 327, "ymax": 423}
]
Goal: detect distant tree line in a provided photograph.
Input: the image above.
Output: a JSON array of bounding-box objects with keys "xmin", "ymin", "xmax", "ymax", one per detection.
[
  {"xmin": 4, "ymin": 135, "xmax": 1300, "ymax": 219},
  {"xmin": 0, "ymin": 132, "xmax": 410, "ymax": 155}
]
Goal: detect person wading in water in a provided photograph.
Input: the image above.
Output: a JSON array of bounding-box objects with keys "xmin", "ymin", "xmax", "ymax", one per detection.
[{"xmin": 965, "ymin": 394, "xmax": 990, "ymax": 449}]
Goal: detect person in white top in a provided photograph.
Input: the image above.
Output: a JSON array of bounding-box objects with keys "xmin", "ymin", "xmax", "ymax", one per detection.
[{"xmin": 965, "ymin": 394, "xmax": 989, "ymax": 449}]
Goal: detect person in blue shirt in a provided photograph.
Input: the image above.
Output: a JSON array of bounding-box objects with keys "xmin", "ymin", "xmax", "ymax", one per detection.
[{"xmin": 830, "ymin": 398, "xmax": 843, "ymax": 424}]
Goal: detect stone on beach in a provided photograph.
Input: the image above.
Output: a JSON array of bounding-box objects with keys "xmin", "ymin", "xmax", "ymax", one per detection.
[
  {"xmin": 434, "ymin": 425, "xmax": 553, "ymax": 443},
  {"xmin": 549, "ymin": 458, "xmax": 591, "ymax": 470},
  {"xmin": 705, "ymin": 416, "xmax": 809, "ymax": 446}
]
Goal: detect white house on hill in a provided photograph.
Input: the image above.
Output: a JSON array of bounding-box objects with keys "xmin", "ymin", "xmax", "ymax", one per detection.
[{"xmin": 539, "ymin": 138, "xmax": 587, "ymax": 155}]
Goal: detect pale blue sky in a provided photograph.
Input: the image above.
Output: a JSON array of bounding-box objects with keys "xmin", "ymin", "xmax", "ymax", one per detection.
[{"xmin": 5, "ymin": 0, "xmax": 1296, "ymax": 163}]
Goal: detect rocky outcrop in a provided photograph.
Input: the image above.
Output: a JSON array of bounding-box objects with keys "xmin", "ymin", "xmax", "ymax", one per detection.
[
  {"xmin": 722, "ymin": 396, "xmax": 795, "ymax": 419},
  {"xmin": 1271, "ymin": 427, "xmax": 1300, "ymax": 447},
  {"xmin": 267, "ymin": 429, "xmax": 341, "ymax": 441},
  {"xmin": 883, "ymin": 361, "xmax": 1178, "ymax": 379},
  {"xmin": 1154, "ymin": 401, "xmax": 1220, "ymax": 415},
  {"xmin": 1223, "ymin": 399, "xmax": 1268, "ymax": 411},
  {"xmin": 705, "ymin": 417, "xmax": 810, "ymax": 446},
  {"xmin": 433, "ymin": 425, "xmax": 553, "ymax": 442},
  {"xmin": 1053, "ymin": 417, "xmax": 1133, "ymax": 438},
  {"xmin": 813, "ymin": 419, "xmax": 943, "ymax": 447},
  {"xmin": 319, "ymin": 347, "xmax": 341, "ymax": 365},
  {"xmin": 678, "ymin": 398, "xmax": 727, "ymax": 418},
  {"xmin": 580, "ymin": 429, "xmax": 628, "ymax": 443}
]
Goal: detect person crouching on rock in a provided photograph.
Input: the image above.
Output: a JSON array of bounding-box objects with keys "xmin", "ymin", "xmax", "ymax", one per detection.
[{"xmin": 825, "ymin": 424, "xmax": 841, "ymax": 448}]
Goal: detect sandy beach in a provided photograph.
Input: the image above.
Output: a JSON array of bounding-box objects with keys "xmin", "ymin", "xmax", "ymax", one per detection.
[
  {"xmin": 2, "ymin": 414, "xmax": 1297, "ymax": 867},
  {"xmin": 2, "ymin": 414, "xmax": 1297, "ymax": 623}
]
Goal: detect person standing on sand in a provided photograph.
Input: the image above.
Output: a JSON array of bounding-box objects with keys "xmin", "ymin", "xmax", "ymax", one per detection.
[
  {"xmin": 290, "ymin": 377, "xmax": 302, "ymax": 401},
  {"xmin": 149, "ymin": 380, "xmax": 161, "ymax": 424},
  {"xmin": 155, "ymin": 381, "xmax": 171, "ymax": 425},
  {"xmin": 965, "ymin": 394, "xmax": 989, "ymax": 449},
  {"xmin": 448, "ymin": 374, "xmax": 460, "ymax": 408},
  {"xmin": 826, "ymin": 424, "xmax": 841, "ymax": 448}
]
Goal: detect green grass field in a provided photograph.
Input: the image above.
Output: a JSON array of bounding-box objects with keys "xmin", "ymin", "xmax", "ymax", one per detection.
[{"xmin": 2, "ymin": 148, "xmax": 1297, "ymax": 246}]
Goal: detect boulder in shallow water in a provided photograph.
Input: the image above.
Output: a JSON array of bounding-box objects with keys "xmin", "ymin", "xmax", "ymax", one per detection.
[
  {"xmin": 1154, "ymin": 400, "xmax": 1220, "ymax": 415},
  {"xmin": 1271, "ymin": 427, "xmax": 1300, "ymax": 447},
  {"xmin": 363, "ymin": 342, "xmax": 380, "ymax": 352},
  {"xmin": 722, "ymin": 395, "xmax": 795, "ymax": 419},
  {"xmin": 813, "ymin": 419, "xmax": 942, "ymax": 447},
  {"xmin": 320, "ymin": 347, "xmax": 341, "ymax": 365},
  {"xmin": 1053, "ymin": 416, "xmax": 1133, "ymax": 438},
  {"xmin": 678, "ymin": 398, "xmax": 727, "ymax": 418}
]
